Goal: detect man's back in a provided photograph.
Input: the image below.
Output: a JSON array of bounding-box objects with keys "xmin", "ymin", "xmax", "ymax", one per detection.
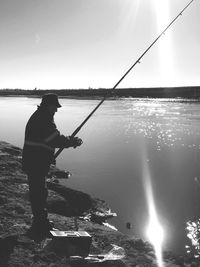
[{"xmin": 22, "ymin": 107, "xmax": 56, "ymax": 174}]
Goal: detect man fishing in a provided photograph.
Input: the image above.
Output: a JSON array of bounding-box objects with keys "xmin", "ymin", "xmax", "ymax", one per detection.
[{"xmin": 22, "ymin": 93, "xmax": 82, "ymax": 240}]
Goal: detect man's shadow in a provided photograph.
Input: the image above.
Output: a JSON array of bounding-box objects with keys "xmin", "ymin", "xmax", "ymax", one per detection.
[{"xmin": 0, "ymin": 235, "xmax": 18, "ymax": 266}]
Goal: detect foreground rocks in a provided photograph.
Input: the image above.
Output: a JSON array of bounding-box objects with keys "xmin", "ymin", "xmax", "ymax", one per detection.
[{"xmin": 0, "ymin": 141, "xmax": 198, "ymax": 266}]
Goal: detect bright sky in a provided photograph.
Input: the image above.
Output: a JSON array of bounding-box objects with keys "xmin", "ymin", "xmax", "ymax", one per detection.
[{"xmin": 0, "ymin": 0, "xmax": 199, "ymax": 89}]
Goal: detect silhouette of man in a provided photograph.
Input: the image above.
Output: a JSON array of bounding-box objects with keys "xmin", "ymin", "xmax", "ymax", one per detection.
[{"xmin": 22, "ymin": 93, "xmax": 82, "ymax": 239}]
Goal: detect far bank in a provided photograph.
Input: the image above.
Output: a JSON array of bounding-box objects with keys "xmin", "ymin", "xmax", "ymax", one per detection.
[{"xmin": 1, "ymin": 86, "xmax": 200, "ymax": 99}]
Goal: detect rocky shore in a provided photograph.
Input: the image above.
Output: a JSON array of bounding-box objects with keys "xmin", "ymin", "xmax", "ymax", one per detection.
[{"xmin": 0, "ymin": 141, "xmax": 198, "ymax": 266}]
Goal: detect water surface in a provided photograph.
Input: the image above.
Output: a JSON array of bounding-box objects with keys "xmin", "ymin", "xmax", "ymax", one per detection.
[{"xmin": 1, "ymin": 96, "xmax": 200, "ymax": 254}]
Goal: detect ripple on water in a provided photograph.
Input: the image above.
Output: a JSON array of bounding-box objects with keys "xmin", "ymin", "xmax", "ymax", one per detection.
[{"xmin": 121, "ymin": 98, "xmax": 200, "ymax": 150}]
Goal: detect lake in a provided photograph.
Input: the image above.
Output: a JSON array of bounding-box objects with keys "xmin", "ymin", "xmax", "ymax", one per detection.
[{"xmin": 1, "ymin": 96, "xmax": 200, "ymax": 254}]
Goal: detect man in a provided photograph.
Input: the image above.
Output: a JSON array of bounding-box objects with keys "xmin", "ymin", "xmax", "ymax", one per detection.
[{"xmin": 22, "ymin": 93, "xmax": 82, "ymax": 240}]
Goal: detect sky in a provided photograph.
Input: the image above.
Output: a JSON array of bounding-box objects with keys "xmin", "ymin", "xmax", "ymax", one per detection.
[{"xmin": 0, "ymin": 0, "xmax": 199, "ymax": 89}]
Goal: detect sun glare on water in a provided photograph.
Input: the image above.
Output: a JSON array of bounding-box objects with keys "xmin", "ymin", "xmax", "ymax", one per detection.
[
  {"xmin": 142, "ymin": 148, "xmax": 165, "ymax": 267},
  {"xmin": 146, "ymin": 197, "xmax": 165, "ymax": 267}
]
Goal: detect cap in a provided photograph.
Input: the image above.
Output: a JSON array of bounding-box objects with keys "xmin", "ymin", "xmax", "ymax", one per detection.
[{"xmin": 40, "ymin": 93, "xmax": 62, "ymax": 108}]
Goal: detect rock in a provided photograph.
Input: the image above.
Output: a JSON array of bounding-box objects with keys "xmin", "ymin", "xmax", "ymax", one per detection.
[
  {"xmin": 47, "ymin": 198, "xmax": 79, "ymax": 217},
  {"xmin": 14, "ymin": 203, "xmax": 26, "ymax": 214},
  {"xmin": 89, "ymin": 210, "xmax": 117, "ymax": 224},
  {"xmin": 48, "ymin": 170, "xmax": 72, "ymax": 179},
  {"xmin": 47, "ymin": 181, "xmax": 93, "ymax": 214}
]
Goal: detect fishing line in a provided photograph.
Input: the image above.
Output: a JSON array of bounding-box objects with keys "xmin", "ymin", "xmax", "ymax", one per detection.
[{"xmin": 54, "ymin": 0, "xmax": 195, "ymax": 159}]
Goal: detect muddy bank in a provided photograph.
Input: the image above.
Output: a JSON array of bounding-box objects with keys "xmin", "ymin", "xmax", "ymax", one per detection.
[{"xmin": 0, "ymin": 141, "xmax": 198, "ymax": 266}]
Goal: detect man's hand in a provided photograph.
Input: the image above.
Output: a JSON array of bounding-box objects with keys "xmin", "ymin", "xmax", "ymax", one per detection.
[
  {"xmin": 71, "ymin": 136, "xmax": 83, "ymax": 148},
  {"xmin": 65, "ymin": 136, "xmax": 83, "ymax": 148}
]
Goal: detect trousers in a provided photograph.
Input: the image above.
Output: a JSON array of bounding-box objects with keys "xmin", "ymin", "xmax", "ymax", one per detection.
[{"xmin": 27, "ymin": 170, "xmax": 48, "ymax": 223}]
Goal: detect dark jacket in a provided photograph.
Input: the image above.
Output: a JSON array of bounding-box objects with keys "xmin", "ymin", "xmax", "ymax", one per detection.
[{"xmin": 22, "ymin": 106, "xmax": 67, "ymax": 174}]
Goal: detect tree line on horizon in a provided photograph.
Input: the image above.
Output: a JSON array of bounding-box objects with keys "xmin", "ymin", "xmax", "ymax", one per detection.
[{"xmin": 0, "ymin": 86, "xmax": 200, "ymax": 98}]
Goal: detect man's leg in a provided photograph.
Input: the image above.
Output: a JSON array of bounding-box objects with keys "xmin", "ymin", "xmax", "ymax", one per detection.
[
  {"xmin": 27, "ymin": 171, "xmax": 52, "ymax": 237},
  {"xmin": 28, "ymin": 171, "xmax": 48, "ymax": 221}
]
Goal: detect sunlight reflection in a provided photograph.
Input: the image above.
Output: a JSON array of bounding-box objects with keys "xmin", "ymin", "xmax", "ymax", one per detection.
[
  {"xmin": 186, "ymin": 219, "xmax": 200, "ymax": 258},
  {"xmin": 152, "ymin": 0, "xmax": 175, "ymax": 86},
  {"xmin": 142, "ymin": 147, "xmax": 165, "ymax": 267},
  {"xmin": 123, "ymin": 98, "xmax": 200, "ymax": 150}
]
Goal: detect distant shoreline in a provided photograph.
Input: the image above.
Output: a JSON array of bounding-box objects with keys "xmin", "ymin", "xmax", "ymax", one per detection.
[{"xmin": 0, "ymin": 86, "xmax": 200, "ymax": 99}]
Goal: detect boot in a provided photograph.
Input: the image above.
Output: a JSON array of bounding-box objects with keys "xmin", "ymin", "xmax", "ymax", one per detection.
[{"xmin": 26, "ymin": 218, "xmax": 56, "ymax": 242}]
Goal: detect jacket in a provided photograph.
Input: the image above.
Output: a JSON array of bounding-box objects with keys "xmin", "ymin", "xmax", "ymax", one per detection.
[{"xmin": 22, "ymin": 106, "xmax": 67, "ymax": 174}]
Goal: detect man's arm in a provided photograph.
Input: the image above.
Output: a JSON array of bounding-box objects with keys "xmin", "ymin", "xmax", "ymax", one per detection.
[{"xmin": 43, "ymin": 122, "xmax": 82, "ymax": 149}]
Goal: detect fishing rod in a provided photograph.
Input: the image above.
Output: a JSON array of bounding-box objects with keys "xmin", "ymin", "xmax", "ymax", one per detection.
[{"xmin": 54, "ymin": 0, "xmax": 195, "ymax": 159}]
